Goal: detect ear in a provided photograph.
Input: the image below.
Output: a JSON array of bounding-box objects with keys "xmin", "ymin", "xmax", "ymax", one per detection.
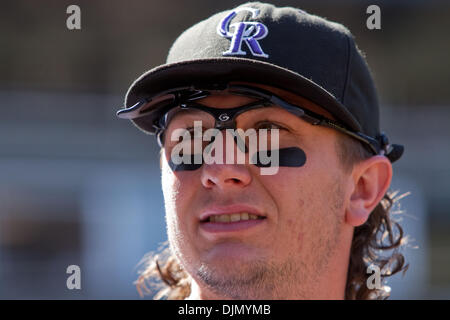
[{"xmin": 345, "ymin": 156, "xmax": 393, "ymax": 227}]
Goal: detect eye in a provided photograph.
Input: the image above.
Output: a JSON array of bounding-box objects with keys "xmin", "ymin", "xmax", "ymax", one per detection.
[
  {"xmin": 185, "ymin": 126, "xmax": 208, "ymax": 136},
  {"xmin": 254, "ymin": 121, "xmax": 287, "ymax": 131},
  {"xmin": 181, "ymin": 126, "xmax": 214, "ymax": 147}
]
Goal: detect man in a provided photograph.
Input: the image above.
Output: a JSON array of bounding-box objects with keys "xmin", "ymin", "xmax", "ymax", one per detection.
[{"xmin": 117, "ymin": 2, "xmax": 407, "ymax": 299}]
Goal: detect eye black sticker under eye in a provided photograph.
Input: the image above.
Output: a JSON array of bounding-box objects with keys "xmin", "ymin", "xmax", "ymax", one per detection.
[
  {"xmin": 168, "ymin": 154, "xmax": 203, "ymax": 171},
  {"xmin": 167, "ymin": 147, "xmax": 306, "ymax": 171},
  {"xmin": 251, "ymin": 147, "xmax": 306, "ymax": 167}
]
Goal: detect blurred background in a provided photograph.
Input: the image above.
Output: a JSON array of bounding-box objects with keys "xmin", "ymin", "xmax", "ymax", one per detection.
[{"xmin": 0, "ymin": 0, "xmax": 449, "ymax": 299}]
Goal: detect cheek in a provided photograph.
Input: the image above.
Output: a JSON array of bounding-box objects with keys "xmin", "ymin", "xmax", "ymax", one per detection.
[
  {"xmin": 285, "ymin": 217, "xmax": 305, "ymax": 253},
  {"xmin": 259, "ymin": 168, "xmax": 309, "ymax": 238},
  {"xmin": 259, "ymin": 165, "xmax": 338, "ymax": 255},
  {"xmin": 161, "ymin": 166, "xmax": 190, "ymax": 261},
  {"xmin": 161, "ymin": 161, "xmax": 188, "ymax": 233},
  {"xmin": 297, "ymin": 232, "xmax": 304, "ymax": 253},
  {"xmin": 161, "ymin": 160, "xmax": 205, "ymax": 270},
  {"xmin": 161, "ymin": 160, "xmax": 179, "ymax": 214},
  {"xmin": 161, "ymin": 155, "xmax": 197, "ymax": 206},
  {"xmin": 161, "ymin": 159, "xmax": 199, "ymax": 238}
]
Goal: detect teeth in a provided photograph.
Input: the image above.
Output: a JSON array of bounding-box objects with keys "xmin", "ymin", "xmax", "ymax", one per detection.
[
  {"xmin": 208, "ymin": 212, "xmax": 262, "ymax": 223},
  {"xmin": 217, "ymin": 215, "xmax": 230, "ymax": 222},
  {"xmin": 230, "ymin": 214, "xmax": 241, "ymax": 222}
]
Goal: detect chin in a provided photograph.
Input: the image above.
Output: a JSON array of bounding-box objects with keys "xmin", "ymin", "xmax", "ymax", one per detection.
[
  {"xmin": 193, "ymin": 261, "xmax": 276, "ymax": 300},
  {"xmin": 197, "ymin": 254, "xmax": 269, "ymax": 283},
  {"xmin": 201, "ymin": 241, "xmax": 266, "ymax": 262}
]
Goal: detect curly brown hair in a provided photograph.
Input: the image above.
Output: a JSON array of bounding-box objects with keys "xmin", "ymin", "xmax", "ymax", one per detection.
[{"xmin": 135, "ymin": 134, "xmax": 408, "ymax": 300}]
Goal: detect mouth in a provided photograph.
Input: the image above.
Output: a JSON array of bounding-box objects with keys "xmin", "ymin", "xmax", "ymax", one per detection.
[
  {"xmin": 199, "ymin": 207, "xmax": 267, "ymax": 234},
  {"xmin": 201, "ymin": 212, "xmax": 266, "ymax": 223}
]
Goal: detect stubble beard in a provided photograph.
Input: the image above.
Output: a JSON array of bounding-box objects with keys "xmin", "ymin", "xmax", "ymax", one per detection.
[{"xmin": 195, "ymin": 257, "xmax": 305, "ymax": 300}]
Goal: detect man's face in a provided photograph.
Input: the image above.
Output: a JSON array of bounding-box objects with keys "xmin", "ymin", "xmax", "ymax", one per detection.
[{"xmin": 160, "ymin": 84, "xmax": 353, "ymax": 299}]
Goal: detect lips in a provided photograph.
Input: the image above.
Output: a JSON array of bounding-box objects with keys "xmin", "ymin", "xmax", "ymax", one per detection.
[
  {"xmin": 199, "ymin": 204, "xmax": 266, "ymax": 223},
  {"xmin": 199, "ymin": 204, "xmax": 267, "ymax": 234}
]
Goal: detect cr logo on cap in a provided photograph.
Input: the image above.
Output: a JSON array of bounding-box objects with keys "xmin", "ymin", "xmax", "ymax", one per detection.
[{"xmin": 217, "ymin": 7, "xmax": 269, "ymax": 58}]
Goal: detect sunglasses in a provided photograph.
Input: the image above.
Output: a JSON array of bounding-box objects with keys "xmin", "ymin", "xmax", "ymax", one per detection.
[{"xmin": 117, "ymin": 83, "xmax": 403, "ymax": 162}]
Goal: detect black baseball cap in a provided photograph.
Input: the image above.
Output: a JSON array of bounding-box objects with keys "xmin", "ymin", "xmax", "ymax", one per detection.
[{"xmin": 117, "ymin": 2, "xmax": 403, "ymax": 162}]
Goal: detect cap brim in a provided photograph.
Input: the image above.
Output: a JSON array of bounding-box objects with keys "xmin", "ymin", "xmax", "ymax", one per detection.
[{"xmin": 124, "ymin": 57, "xmax": 362, "ymax": 134}]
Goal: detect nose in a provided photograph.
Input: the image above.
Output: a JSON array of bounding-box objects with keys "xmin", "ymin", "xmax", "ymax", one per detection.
[
  {"xmin": 200, "ymin": 130, "xmax": 252, "ymax": 189},
  {"xmin": 201, "ymin": 163, "xmax": 252, "ymax": 189}
]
